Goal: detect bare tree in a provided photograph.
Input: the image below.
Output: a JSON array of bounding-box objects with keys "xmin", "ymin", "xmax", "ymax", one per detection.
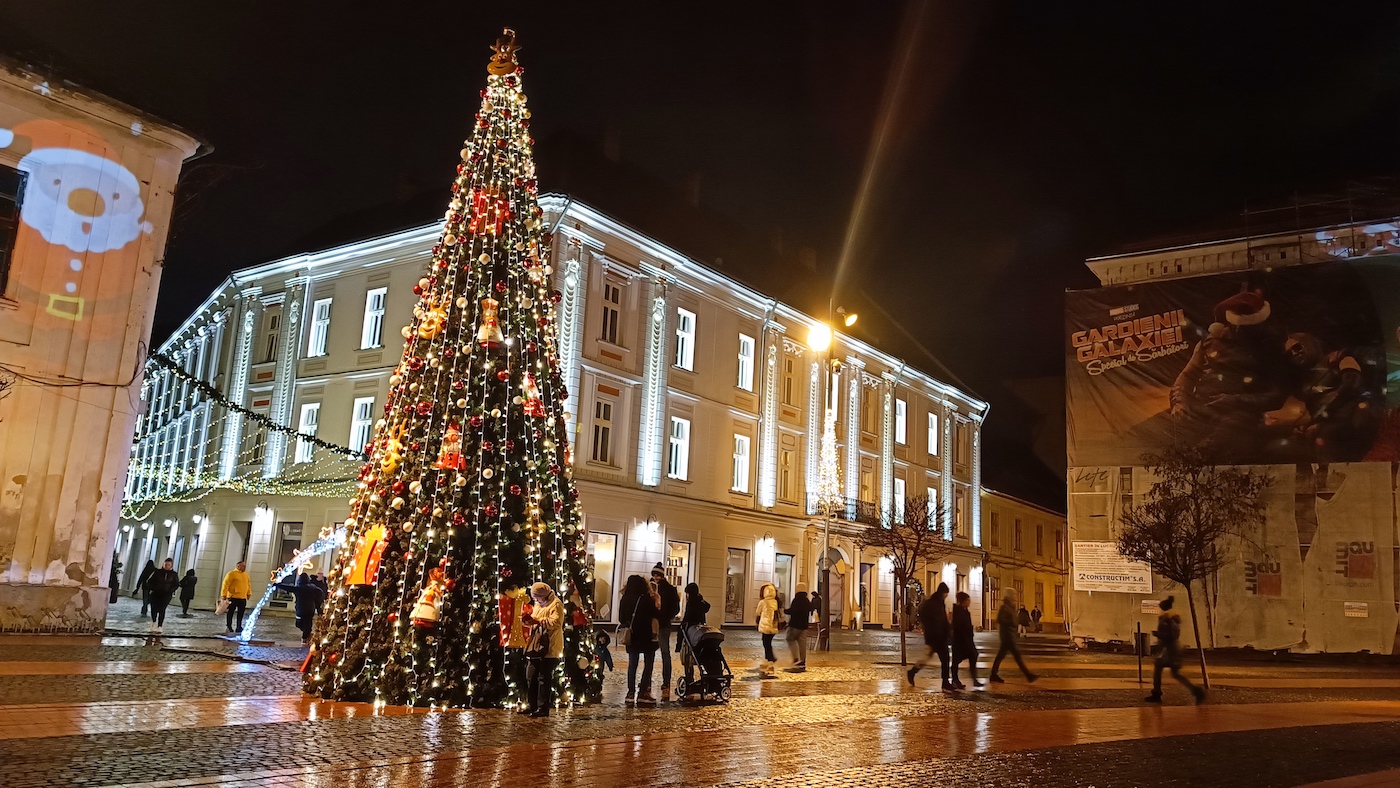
[
  {"xmin": 855, "ymin": 494, "xmax": 953, "ymax": 665},
  {"xmin": 1116, "ymin": 447, "xmax": 1269, "ymax": 688}
]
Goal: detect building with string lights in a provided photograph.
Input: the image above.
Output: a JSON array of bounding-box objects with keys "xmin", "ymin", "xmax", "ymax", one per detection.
[{"xmin": 119, "ymin": 196, "xmax": 989, "ymax": 630}]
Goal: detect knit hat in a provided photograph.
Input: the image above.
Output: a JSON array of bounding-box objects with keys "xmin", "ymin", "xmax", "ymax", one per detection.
[
  {"xmin": 651, "ymin": 563, "xmax": 665, "ymax": 576},
  {"xmin": 530, "ymin": 582, "xmax": 554, "ymax": 599},
  {"xmin": 1214, "ymin": 291, "xmax": 1271, "ymax": 328},
  {"xmin": 795, "ymin": 582, "xmax": 808, "ymax": 594}
]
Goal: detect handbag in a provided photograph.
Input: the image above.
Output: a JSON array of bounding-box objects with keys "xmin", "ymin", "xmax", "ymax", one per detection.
[
  {"xmin": 616, "ymin": 596, "xmax": 642, "ymax": 647},
  {"xmin": 525, "ymin": 623, "xmax": 547, "ymax": 657},
  {"xmin": 215, "ymin": 598, "xmax": 230, "ymax": 616}
]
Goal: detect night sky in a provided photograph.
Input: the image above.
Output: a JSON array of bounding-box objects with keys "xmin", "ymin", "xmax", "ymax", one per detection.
[{"xmin": 7, "ymin": 1, "xmax": 1400, "ymax": 500}]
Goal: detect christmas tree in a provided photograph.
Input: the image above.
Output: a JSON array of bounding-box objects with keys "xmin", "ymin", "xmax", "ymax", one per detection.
[{"xmin": 302, "ymin": 29, "xmax": 601, "ymax": 710}]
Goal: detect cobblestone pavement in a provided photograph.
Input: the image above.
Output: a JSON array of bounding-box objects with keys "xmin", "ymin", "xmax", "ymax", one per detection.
[{"xmin": 3, "ymin": 624, "xmax": 1400, "ymax": 787}]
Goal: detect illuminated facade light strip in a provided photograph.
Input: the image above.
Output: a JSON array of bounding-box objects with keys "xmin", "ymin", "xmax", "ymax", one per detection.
[
  {"xmin": 844, "ymin": 356, "xmax": 863, "ymax": 507},
  {"xmin": 805, "ymin": 358, "xmax": 822, "ymax": 515},
  {"xmin": 757, "ymin": 327, "xmax": 780, "ymax": 507},
  {"xmin": 637, "ymin": 286, "xmax": 668, "ymax": 487}
]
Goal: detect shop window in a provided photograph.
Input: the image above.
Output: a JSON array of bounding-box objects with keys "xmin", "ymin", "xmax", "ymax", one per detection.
[
  {"xmin": 665, "ymin": 540, "xmax": 692, "ymax": 590},
  {"xmin": 724, "ymin": 547, "xmax": 749, "ymax": 623},
  {"xmin": 587, "ymin": 531, "xmax": 618, "ymax": 621},
  {"xmin": 774, "ymin": 553, "xmax": 795, "ymax": 608}
]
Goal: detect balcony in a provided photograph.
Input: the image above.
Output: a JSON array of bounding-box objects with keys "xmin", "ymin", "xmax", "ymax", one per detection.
[{"xmin": 807, "ymin": 494, "xmax": 881, "ymax": 525}]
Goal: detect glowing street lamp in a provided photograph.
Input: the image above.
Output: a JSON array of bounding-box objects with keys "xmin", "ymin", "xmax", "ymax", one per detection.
[{"xmin": 810, "ymin": 304, "xmax": 856, "ymax": 650}]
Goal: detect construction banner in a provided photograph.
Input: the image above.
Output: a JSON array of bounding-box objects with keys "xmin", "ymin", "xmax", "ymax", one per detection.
[{"xmin": 1066, "ymin": 258, "xmax": 1400, "ymax": 467}]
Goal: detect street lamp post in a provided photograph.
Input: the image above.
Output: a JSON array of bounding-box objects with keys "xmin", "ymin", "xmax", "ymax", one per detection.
[{"xmin": 809, "ymin": 304, "xmax": 855, "ymax": 652}]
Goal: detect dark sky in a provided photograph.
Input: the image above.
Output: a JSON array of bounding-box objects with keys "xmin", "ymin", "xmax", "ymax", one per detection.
[{"xmin": 7, "ymin": 1, "xmax": 1400, "ymax": 500}]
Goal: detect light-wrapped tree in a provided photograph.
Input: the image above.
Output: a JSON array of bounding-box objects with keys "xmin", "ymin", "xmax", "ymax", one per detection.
[{"xmin": 302, "ymin": 29, "xmax": 601, "ymax": 709}]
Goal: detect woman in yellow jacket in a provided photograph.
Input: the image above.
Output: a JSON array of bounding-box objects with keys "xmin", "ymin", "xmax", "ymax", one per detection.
[
  {"xmin": 754, "ymin": 583, "xmax": 780, "ymax": 677},
  {"xmin": 524, "ymin": 581, "xmax": 564, "ymax": 717}
]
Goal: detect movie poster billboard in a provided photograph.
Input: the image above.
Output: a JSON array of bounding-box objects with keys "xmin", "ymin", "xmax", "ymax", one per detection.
[{"xmin": 1066, "ymin": 258, "xmax": 1400, "ymax": 467}]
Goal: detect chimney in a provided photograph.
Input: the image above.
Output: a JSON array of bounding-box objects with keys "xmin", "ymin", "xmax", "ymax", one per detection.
[
  {"xmin": 685, "ymin": 172, "xmax": 702, "ymax": 208},
  {"xmin": 799, "ymin": 246, "xmax": 818, "ymax": 272},
  {"xmin": 603, "ymin": 126, "xmax": 621, "ymax": 163}
]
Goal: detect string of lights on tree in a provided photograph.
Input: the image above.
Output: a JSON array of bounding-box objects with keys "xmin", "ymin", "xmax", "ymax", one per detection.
[{"xmin": 302, "ymin": 29, "xmax": 601, "ymax": 710}]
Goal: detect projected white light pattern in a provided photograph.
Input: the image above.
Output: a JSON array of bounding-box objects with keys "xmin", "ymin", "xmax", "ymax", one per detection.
[{"xmin": 238, "ymin": 527, "xmax": 346, "ymax": 641}]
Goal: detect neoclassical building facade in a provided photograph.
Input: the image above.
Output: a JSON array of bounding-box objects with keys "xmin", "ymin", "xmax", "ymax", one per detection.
[{"xmin": 120, "ymin": 197, "xmax": 988, "ymax": 629}]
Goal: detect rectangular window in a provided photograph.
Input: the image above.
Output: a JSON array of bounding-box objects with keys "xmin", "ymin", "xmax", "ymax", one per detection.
[
  {"xmin": 895, "ymin": 398, "xmax": 907, "ymax": 445},
  {"xmin": 893, "ymin": 477, "xmax": 906, "ymax": 520},
  {"xmin": 990, "ymin": 512, "xmax": 1001, "ymax": 547},
  {"xmin": 774, "ymin": 553, "xmax": 795, "ymax": 607},
  {"xmin": 1034, "ymin": 581, "xmax": 1045, "ymax": 613},
  {"xmin": 0, "ymin": 164, "xmax": 26, "ymax": 292},
  {"xmin": 349, "ymin": 396, "xmax": 375, "ymax": 454},
  {"xmin": 263, "ymin": 312, "xmax": 280, "ymax": 363},
  {"xmin": 782, "ymin": 357, "xmax": 795, "ymax": 405},
  {"xmin": 591, "ymin": 399, "xmax": 614, "ymax": 464},
  {"xmin": 361, "ymin": 287, "xmax": 387, "ymax": 349},
  {"xmin": 1055, "ymin": 584, "xmax": 1064, "ymax": 616},
  {"xmin": 955, "ymin": 420, "xmax": 971, "ymax": 465},
  {"xmin": 955, "ymin": 487, "xmax": 966, "ymax": 537},
  {"xmin": 667, "ymin": 416, "xmax": 690, "ymax": 480},
  {"xmin": 674, "ymin": 308, "xmax": 696, "ymax": 371},
  {"xmin": 732, "ymin": 434, "xmax": 751, "ymax": 493},
  {"xmin": 927, "ymin": 412, "xmax": 939, "ymax": 456},
  {"xmin": 586, "ymin": 531, "xmax": 618, "ymax": 622},
  {"xmin": 600, "ymin": 282, "xmax": 621, "ymax": 344},
  {"xmin": 780, "ymin": 449, "xmax": 794, "ymax": 502},
  {"xmin": 294, "ymin": 403, "xmax": 319, "ymax": 463},
  {"xmin": 1013, "ymin": 578, "xmax": 1025, "ymax": 600},
  {"xmin": 861, "ymin": 393, "xmax": 874, "ymax": 433},
  {"xmin": 1036, "ymin": 524, "xmax": 1044, "ymax": 556},
  {"xmin": 724, "ymin": 547, "xmax": 749, "ymax": 623},
  {"xmin": 1014, "ymin": 518, "xmax": 1023, "ymax": 552},
  {"xmin": 1055, "ymin": 529, "xmax": 1064, "ymax": 563},
  {"xmin": 736, "ymin": 333, "xmax": 755, "ymax": 391},
  {"xmin": 859, "ymin": 468, "xmax": 873, "ymax": 503},
  {"xmin": 307, "ymin": 298, "xmax": 332, "ymax": 357}
]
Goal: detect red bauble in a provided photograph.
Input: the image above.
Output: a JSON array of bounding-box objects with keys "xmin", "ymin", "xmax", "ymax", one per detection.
[
  {"xmin": 509, "ymin": 484, "xmax": 522, "ymax": 496},
  {"xmin": 503, "ymin": 439, "xmax": 515, "ymax": 452},
  {"xmin": 392, "ymin": 480, "xmax": 406, "ymax": 495},
  {"xmin": 409, "ymin": 357, "xmax": 425, "ymax": 371},
  {"xmin": 495, "ymin": 138, "xmax": 508, "ymax": 149},
  {"xmin": 569, "ymin": 489, "xmax": 580, "ymax": 499},
  {"xmin": 554, "ymin": 500, "xmax": 564, "ymax": 513},
  {"xmin": 387, "ymin": 612, "xmax": 399, "ymax": 623},
  {"xmin": 533, "ymin": 429, "xmax": 543, "ymax": 439},
  {"xmin": 551, "ymin": 290, "xmax": 563, "ymax": 303},
  {"xmin": 453, "ymin": 379, "xmax": 465, "ymax": 390},
  {"xmin": 526, "ymin": 341, "xmax": 537, "ymax": 353},
  {"xmin": 537, "ymin": 316, "xmax": 548, "ymax": 327},
  {"xmin": 495, "ymin": 280, "xmax": 507, "ymax": 293},
  {"xmin": 452, "ymin": 512, "xmax": 466, "ymax": 526},
  {"xmin": 496, "ymin": 370, "xmax": 510, "ymax": 381},
  {"xmin": 482, "ymin": 440, "xmax": 494, "ymax": 453},
  {"xmin": 485, "ymin": 504, "xmax": 499, "ymax": 518},
  {"xmin": 470, "ymin": 415, "xmax": 484, "ymax": 428},
  {"xmin": 549, "ymin": 464, "xmax": 561, "ymax": 476},
  {"xmin": 416, "ymin": 401, "xmax": 433, "ymax": 416}
]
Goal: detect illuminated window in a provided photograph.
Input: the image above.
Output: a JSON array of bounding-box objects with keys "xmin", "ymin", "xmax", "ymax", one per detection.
[
  {"xmin": 737, "ymin": 333, "xmax": 755, "ymax": 391},
  {"xmin": 927, "ymin": 412, "xmax": 939, "ymax": 456},
  {"xmin": 927, "ymin": 486, "xmax": 938, "ymax": 524},
  {"xmin": 307, "ymin": 298, "xmax": 332, "ymax": 357},
  {"xmin": 674, "ymin": 308, "xmax": 696, "ymax": 371},
  {"xmin": 667, "ymin": 417, "xmax": 690, "ymax": 480},
  {"xmin": 361, "ymin": 287, "xmax": 387, "ymax": 349},
  {"xmin": 294, "ymin": 403, "xmax": 319, "ymax": 463},
  {"xmin": 587, "ymin": 531, "xmax": 619, "ymax": 621},
  {"xmin": 0, "ymin": 164, "xmax": 25, "ymax": 293},
  {"xmin": 1055, "ymin": 529, "xmax": 1064, "ymax": 563},
  {"xmin": 591, "ymin": 399, "xmax": 614, "ymax": 465},
  {"xmin": 349, "ymin": 396, "xmax": 375, "ymax": 454},
  {"xmin": 600, "ymin": 282, "xmax": 621, "ymax": 345},
  {"xmin": 893, "ymin": 477, "xmax": 905, "ymax": 520},
  {"xmin": 780, "ymin": 448, "xmax": 795, "ymax": 502},
  {"xmin": 732, "ymin": 434, "xmax": 751, "ymax": 493},
  {"xmin": 895, "ymin": 398, "xmax": 907, "ymax": 445},
  {"xmin": 955, "ymin": 487, "xmax": 966, "ymax": 537}
]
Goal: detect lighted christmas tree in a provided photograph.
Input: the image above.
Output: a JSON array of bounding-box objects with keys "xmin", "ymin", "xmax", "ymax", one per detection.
[{"xmin": 302, "ymin": 29, "xmax": 601, "ymax": 709}]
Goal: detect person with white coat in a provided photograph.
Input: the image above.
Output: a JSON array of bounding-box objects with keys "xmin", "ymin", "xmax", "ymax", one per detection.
[
  {"xmin": 754, "ymin": 583, "xmax": 781, "ymax": 677},
  {"xmin": 525, "ymin": 581, "xmax": 565, "ymax": 717}
]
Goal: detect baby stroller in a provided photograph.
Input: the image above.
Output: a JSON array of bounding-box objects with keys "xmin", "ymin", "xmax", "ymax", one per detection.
[{"xmin": 675, "ymin": 623, "xmax": 732, "ymax": 702}]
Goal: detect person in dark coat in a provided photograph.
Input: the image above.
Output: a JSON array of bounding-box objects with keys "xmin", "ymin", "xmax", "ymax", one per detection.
[
  {"xmin": 135, "ymin": 559, "xmax": 157, "ymax": 616},
  {"xmin": 108, "ymin": 560, "xmax": 122, "ymax": 604},
  {"xmin": 1017, "ymin": 605, "xmax": 1032, "ymax": 635},
  {"xmin": 275, "ymin": 573, "xmax": 327, "ymax": 644},
  {"xmin": 990, "ymin": 589, "xmax": 1038, "ymax": 683},
  {"xmin": 784, "ymin": 584, "xmax": 817, "ymax": 670},
  {"xmin": 680, "ymin": 582, "xmax": 710, "ymax": 628},
  {"xmin": 950, "ymin": 591, "xmax": 982, "ymax": 688},
  {"xmin": 909, "ymin": 582, "xmax": 953, "ymax": 691},
  {"xmin": 178, "ymin": 569, "xmax": 198, "ymax": 616},
  {"xmin": 1145, "ymin": 596, "xmax": 1205, "ymax": 704},
  {"xmin": 146, "ymin": 559, "xmax": 181, "ymax": 632},
  {"xmin": 650, "ymin": 564, "xmax": 681, "ymax": 700},
  {"xmin": 618, "ymin": 574, "xmax": 660, "ymax": 703}
]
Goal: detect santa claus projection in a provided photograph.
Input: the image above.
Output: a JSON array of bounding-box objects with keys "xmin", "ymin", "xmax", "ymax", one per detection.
[{"xmin": 0, "ymin": 118, "xmax": 155, "ymax": 327}]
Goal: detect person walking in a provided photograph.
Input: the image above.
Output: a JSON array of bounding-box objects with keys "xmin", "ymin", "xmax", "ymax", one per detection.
[
  {"xmin": 990, "ymin": 590, "xmax": 1038, "ymax": 683},
  {"xmin": 908, "ymin": 582, "xmax": 952, "ymax": 691},
  {"xmin": 784, "ymin": 583, "xmax": 815, "ymax": 670},
  {"xmin": 619, "ymin": 574, "xmax": 660, "ymax": 703},
  {"xmin": 146, "ymin": 559, "xmax": 180, "ymax": 633},
  {"xmin": 135, "ymin": 559, "xmax": 156, "ymax": 617},
  {"xmin": 1031, "ymin": 606, "xmax": 1043, "ymax": 633},
  {"xmin": 274, "ymin": 572, "xmax": 327, "ymax": 644},
  {"xmin": 1017, "ymin": 605, "xmax": 1032, "ymax": 636},
  {"xmin": 177, "ymin": 569, "xmax": 198, "ymax": 617},
  {"xmin": 951, "ymin": 591, "xmax": 983, "ymax": 688},
  {"xmin": 523, "ymin": 581, "xmax": 564, "ymax": 717},
  {"xmin": 754, "ymin": 583, "xmax": 781, "ymax": 677},
  {"xmin": 650, "ymin": 564, "xmax": 680, "ymax": 701},
  {"xmin": 1145, "ymin": 596, "xmax": 1205, "ymax": 704},
  {"xmin": 109, "ymin": 560, "xmax": 122, "ymax": 604},
  {"xmin": 221, "ymin": 561, "xmax": 251, "ymax": 634}
]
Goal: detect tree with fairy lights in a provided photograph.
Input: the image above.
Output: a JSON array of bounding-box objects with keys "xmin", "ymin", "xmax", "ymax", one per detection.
[{"xmin": 302, "ymin": 29, "xmax": 602, "ymax": 709}]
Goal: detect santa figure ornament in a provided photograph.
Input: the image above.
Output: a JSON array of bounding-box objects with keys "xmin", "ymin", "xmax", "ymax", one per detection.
[
  {"xmin": 412, "ymin": 567, "xmax": 448, "ymax": 628},
  {"xmin": 476, "ymin": 297, "xmax": 505, "ymax": 347},
  {"xmin": 521, "ymin": 373, "xmax": 546, "ymax": 417},
  {"xmin": 435, "ymin": 422, "xmax": 467, "ymax": 470}
]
